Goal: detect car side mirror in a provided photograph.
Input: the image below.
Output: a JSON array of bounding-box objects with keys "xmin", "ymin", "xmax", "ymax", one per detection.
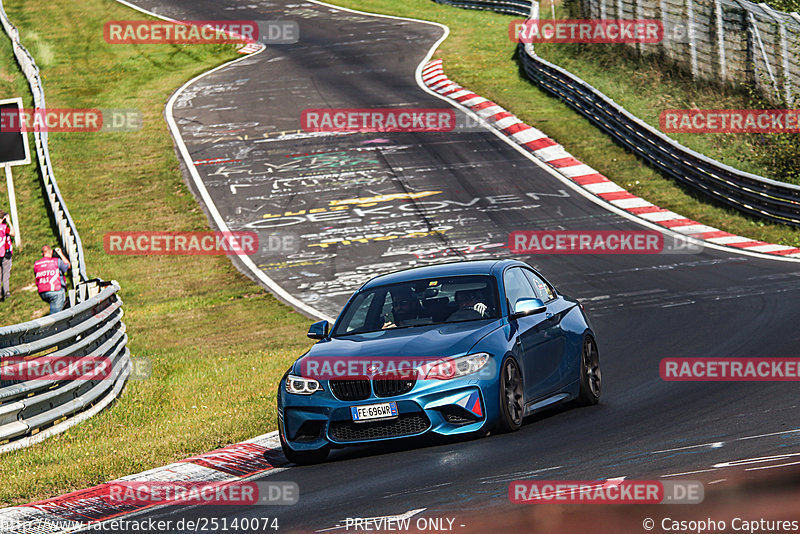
[
  {"xmin": 307, "ymin": 320, "xmax": 329, "ymax": 339},
  {"xmin": 510, "ymin": 298, "xmax": 546, "ymax": 320}
]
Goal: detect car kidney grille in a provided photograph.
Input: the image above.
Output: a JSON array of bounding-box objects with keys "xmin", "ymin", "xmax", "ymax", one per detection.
[
  {"xmin": 329, "ymin": 413, "xmax": 430, "ymax": 442},
  {"xmin": 330, "ymin": 379, "xmax": 371, "ymax": 401},
  {"xmin": 372, "ymin": 372, "xmax": 416, "ymax": 397}
]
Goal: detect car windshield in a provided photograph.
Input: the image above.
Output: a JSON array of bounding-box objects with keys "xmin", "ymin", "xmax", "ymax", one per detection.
[{"xmin": 332, "ymin": 275, "xmax": 501, "ymax": 336}]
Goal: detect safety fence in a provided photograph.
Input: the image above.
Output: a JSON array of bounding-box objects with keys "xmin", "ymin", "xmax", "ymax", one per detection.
[
  {"xmin": 578, "ymin": 0, "xmax": 800, "ymax": 105},
  {"xmin": 434, "ymin": 0, "xmax": 800, "ymax": 226},
  {"xmin": 433, "ymin": 0, "xmax": 531, "ymax": 16},
  {"xmin": 0, "ymin": 1, "xmax": 129, "ymax": 451}
]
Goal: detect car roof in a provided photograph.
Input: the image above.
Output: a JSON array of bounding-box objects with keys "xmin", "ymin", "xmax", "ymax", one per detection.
[{"xmin": 360, "ymin": 259, "xmax": 525, "ymax": 290}]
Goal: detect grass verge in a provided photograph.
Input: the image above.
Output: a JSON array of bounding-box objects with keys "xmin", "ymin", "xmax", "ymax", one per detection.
[{"xmin": 0, "ymin": 0, "xmax": 311, "ymax": 506}]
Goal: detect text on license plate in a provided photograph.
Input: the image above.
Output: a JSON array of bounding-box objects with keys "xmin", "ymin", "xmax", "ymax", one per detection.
[{"xmin": 351, "ymin": 402, "xmax": 398, "ymax": 422}]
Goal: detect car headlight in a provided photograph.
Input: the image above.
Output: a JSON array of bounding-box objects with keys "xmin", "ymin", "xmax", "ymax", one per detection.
[
  {"xmin": 285, "ymin": 374, "xmax": 322, "ymax": 395},
  {"xmin": 425, "ymin": 353, "xmax": 490, "ymax": 380}
]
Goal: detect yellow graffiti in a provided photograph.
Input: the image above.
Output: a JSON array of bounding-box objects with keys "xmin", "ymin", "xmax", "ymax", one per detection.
[
  {"xmin": 328, "ymin": 191, "xmax": 442, "ymax": 208},
  {"xmin": 261, "ymin": 190, "xmax": 442, "ymax": 218},
  {"xmin": 308, "ymin": 230, "xmax": 446, "ymax": 248}
]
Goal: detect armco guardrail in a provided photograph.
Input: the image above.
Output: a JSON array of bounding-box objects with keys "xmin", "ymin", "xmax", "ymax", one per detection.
[
  {"xmin": 0, "ymin": 0, "xmax": 87, "ymax": 294},
  {"xmin": 434, "ymin": 0, "xmax": 800, "ymax": 227},
  {"xmin": 0, "ymin": 1, "xmax": 129, "ymax": 451},
  {"xmin": 433, "ymin": 0, "xmax": 530, "ymax": 16},
  {"xmin": 0, "ymin": 282, "xmax": 129, "ymax": 453},
  {"xmin": 518, "ymin": 43, "xmax": 800, "ymax": 226}
]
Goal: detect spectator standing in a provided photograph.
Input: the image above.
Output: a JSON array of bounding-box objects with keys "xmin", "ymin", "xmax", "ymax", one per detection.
[
  {"xmin": 34, "ymin": 245, "xmax": 70, "ymax": 314},
  {"xmin": 0, "ymin": 211, "xmax": 14, "ymax": 302}
]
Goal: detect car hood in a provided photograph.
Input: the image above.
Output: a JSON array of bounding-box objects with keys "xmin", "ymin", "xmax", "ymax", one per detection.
[{"xmin": 294, "ymin": 319, "xmax": 504, "ymax": 373}]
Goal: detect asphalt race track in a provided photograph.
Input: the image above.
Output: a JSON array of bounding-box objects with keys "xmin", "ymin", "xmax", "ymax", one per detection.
[{"xmin": 112, "ymin": 0, "xmax": 800, "ymax": 531}]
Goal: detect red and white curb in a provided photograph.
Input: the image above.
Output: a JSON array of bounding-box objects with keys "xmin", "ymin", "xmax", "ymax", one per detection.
[
  {"xmin": 0, "ymin": 432, "xmax": 285, "ymax": 534},
  {"xmin": 422, "ymin": 59, "xmax": 800, "ymax": 259},
  {"xmin": 237, "ymin": 41, "xmax": 264, "ymax": 54}
]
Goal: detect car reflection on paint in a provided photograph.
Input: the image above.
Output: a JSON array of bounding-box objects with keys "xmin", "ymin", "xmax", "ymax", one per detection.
[{"xmin": 276, "ymin": 259, "xmax": 601, "ymax": 464}]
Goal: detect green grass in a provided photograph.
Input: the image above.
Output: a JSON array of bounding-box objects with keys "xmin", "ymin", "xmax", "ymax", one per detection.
[
  {"xmin": 764, "ymin": 0, "xmax": 800, "ymax": 12},
  {"xmin": 0, "ymin": 0, "xmax": 312, "ymax": 506}
]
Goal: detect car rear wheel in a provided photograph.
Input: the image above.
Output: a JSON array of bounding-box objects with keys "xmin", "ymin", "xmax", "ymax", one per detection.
[
  {"xmin": 496, "ymin": 357, "xmax": 524, "ymax": 433},
  {"xmin": 577, "ymin": 335, "xmax": 601, "ymax": 406}
]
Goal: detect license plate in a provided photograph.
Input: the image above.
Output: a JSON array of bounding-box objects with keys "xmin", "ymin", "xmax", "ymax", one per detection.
[{"xmin": 351, "ymin": 402, "xmax": 398, "ymax": 423}]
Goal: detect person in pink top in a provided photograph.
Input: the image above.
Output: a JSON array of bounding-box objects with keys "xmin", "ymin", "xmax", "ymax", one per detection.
[
  {"xmin": 0, "ymin": 211, "xmax": 15, "ymax": 302},
  {"xmin": 33, "ymin": 245, "xmax": 70, "ymax": 314}
]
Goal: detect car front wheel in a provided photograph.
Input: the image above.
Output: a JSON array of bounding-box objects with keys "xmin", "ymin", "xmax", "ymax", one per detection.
[
  {"xmin": 496, "ymin": 357, "xmax": 524, "ymax": 433},
  {"xmin": 577, "ymin": 335, "xmax": 601, "ymax": 406}
]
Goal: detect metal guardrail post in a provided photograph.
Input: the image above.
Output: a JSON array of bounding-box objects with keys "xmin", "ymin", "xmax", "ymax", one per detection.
[
  {"xmin": 686, "ymin": 0, "xmax": 699, "ymax": 78},
  {"xmin": 747, "ymin": 9, "xmax": 779, "ymax": 96},
  {"xmin": 714, "ymin": 0, "xmax": 728, "ymax": 79},
  {"xmin": 759, "ymin": 2, "xmax": 793, "ymax": 104},
  {"xmin": 659, "ymin": 0, "xmax": 668, "ymax": 51}
]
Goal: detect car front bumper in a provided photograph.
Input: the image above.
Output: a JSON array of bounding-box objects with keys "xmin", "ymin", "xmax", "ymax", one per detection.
[{"xmin": 278, "ymin": 380, "xmax": 495, "ymax": 451}]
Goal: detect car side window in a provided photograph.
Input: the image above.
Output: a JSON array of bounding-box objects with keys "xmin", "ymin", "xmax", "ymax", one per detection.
[
  {"xmin": 503, "ymin": 267, "xmax": 537, "ymax": 312},
  {"xmin": 522, "ymin": 269, "xmax": 556, "ymax": 301}
]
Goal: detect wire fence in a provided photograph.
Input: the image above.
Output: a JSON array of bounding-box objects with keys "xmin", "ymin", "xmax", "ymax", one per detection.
[{"xmin": 578, "ymin": 0, "xmax": 800, "ymax": 104}]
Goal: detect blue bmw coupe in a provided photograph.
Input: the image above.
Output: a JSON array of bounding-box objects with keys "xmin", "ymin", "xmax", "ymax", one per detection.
[{"xmin": 277, "ymin": 259, "xmax": 601, "ymax": 464}]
